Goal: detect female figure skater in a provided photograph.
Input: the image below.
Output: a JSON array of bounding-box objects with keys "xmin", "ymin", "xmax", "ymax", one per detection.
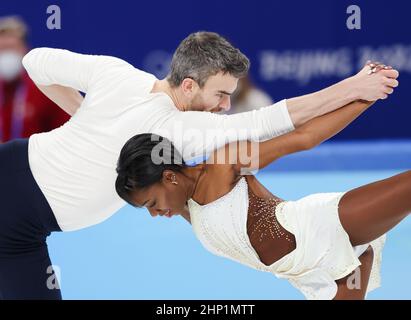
[{"xmin": 115, "ymin": 79, "xmax": 408, "ymax": 300}]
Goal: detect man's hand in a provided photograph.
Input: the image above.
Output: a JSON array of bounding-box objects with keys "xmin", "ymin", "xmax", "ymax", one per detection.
[{"xmin": 349, "ymin": 61, "xmax": 399, "ymax": 101}]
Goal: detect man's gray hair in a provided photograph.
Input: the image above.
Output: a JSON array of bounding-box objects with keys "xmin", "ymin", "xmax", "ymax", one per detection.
[{"xmin": 167, "ymin": 31, "xmax": 250, "ymax": 88}]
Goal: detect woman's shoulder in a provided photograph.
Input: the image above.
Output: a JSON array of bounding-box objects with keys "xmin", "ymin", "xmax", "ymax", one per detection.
[{"xmin": 190, "ymin": 163, "xmax": 239, "ymax": 205}]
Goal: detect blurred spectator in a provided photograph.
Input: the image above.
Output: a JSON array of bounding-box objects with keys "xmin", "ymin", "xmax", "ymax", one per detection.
[
  {"xmin": 229, "ymin": 75, "xmax": 273, "ymax": 114},
  {"xmin": 0, "ymin": 16, "xmax": 69, "ymax": 143}
]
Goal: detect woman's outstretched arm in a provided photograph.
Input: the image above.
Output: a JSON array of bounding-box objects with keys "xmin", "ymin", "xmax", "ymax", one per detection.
[
  {"xmin": 293, "ymin": 99, "xmax": 375, "ymax": 150},
  {"xmin": 225, "ymin": 99, "xmax": 376, "ymax": 173}
]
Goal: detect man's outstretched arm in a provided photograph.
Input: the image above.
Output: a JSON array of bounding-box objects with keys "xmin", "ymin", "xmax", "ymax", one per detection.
[
  {"xmin": 33, "ymin": 62, "xmax": 397, "ymax": 132},
  {"xmin": 141, "ymin": 65, "xmax": 399, "ymax": 162},
  {"xmin": 23, "ymin": 49, "xmax": 398, "ymax": 135}
]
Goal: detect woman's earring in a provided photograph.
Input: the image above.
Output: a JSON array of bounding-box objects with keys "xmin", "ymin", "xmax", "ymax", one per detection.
[{"xmin": 172, "ymin": 176, "xmax": 178, "ymax": 185}]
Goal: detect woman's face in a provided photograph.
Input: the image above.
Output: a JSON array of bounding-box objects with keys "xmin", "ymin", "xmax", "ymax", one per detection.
[{"xmin": 130, "ymin": 179, "xmax": 188, "ymax": 218}]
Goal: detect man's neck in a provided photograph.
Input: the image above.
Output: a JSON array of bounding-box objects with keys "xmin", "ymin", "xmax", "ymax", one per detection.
[{"xmin": 151, "ymin": 79, "xmax": 188, "ymax": 111}]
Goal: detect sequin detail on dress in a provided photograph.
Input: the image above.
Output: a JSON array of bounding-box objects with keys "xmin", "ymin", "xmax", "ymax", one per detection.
[
  {"xmin": 247, "ymin": 191, "xmax": 292, "ymax": 243},
  {"xmin": 246, "ymin": 186, "xmax": 296, "ymax": 266}
]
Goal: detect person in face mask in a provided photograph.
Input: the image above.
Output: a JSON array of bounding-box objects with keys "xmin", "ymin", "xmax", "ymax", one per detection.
[{"xmin": 0, "ymin": 16, "xmax": 70, "ymax": 143}]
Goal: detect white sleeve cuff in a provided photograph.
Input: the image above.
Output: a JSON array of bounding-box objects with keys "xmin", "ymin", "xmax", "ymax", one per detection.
[{"xmin": 273, "ymin": 99, "xmax": 295, "ymax": 133}]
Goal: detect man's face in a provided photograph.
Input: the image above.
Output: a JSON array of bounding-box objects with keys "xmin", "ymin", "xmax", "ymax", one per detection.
[{"xmin": 188, "ymin": 72, "xmax": 238, "ymax": 113}]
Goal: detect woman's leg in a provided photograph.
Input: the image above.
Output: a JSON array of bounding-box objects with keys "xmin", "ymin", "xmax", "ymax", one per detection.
[
  {"xmin": 333, "ymin": 246, "xmax": 373, "ymax": 300},
  {"xmin": 338, "ymin": 170, "xmax": 411, "ymax": 246}
]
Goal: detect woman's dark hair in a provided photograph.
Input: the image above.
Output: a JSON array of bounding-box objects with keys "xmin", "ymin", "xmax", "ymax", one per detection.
[{"xmin": 115, "ymin": 133, "xmax": 186, "ymax": 206}]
